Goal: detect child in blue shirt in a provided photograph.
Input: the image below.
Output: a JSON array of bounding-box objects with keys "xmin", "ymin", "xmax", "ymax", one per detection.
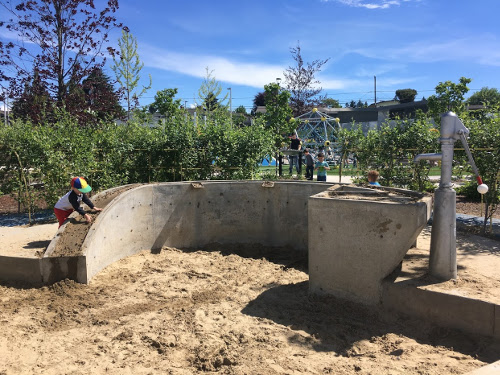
[
  {"xmin": 368, "ymin": 170, "xmax": 381, "ymax": 186},
  {"xmin": 314, "ymin": 152, "xmax": 330, "ymax": 182}
]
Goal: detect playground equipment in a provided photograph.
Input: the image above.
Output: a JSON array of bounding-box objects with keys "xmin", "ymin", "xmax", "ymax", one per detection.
[
  {"xmin": 414, "ymin": 112, "xmax": 488, "ymax": 280},
  {"xmin": 295, "ymin": 108, "xmax": 340, "ymax": 146}
]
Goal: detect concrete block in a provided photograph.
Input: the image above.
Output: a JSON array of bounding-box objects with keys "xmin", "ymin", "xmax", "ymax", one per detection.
[
  {"xmin": 309, "ymin": 187, "xmax": 431, "ymax": 305},
  {"xmin": 0, "ymin": 256, "xmax": 42, "ymax": 285}
]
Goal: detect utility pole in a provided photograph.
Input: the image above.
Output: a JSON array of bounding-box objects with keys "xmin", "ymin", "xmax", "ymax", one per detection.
[
  {"xmin": 374, "ymin": 76, "xmax": 377, "ymax": 106},
  {"xmin": 227, "ymin": 87, "xmax": 232, "ymax": 125}
]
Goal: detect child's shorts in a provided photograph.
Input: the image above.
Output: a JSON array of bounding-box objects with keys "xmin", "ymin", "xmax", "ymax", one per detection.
[{"xmin": 54, "ymin": 207, "xmax": 74, "ymax": 228}]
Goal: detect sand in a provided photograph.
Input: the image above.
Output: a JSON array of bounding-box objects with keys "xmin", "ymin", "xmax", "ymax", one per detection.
[{"xmin": 0, "ymin": 223, "xmax": 499, "ymax": 374}]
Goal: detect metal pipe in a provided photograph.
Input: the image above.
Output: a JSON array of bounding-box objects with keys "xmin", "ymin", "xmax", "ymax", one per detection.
[
  {"xmin": 413, "ymin": 153, "xmax": 442, "ymax": 163},
  {"xmin": 413, "ymin": 112, "xmax": 488, "ymax": 280}
]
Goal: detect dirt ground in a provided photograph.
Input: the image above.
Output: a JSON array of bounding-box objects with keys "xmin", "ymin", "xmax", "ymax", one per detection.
[{"xmin": 1, "ymin": 223, "xmax": 500, "ymax": 374}]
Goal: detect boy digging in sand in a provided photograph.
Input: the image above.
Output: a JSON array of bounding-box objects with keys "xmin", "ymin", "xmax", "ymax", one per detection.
[{"xmin": 54, "ymin": 177, "xmax": 102, "ymax": 228}]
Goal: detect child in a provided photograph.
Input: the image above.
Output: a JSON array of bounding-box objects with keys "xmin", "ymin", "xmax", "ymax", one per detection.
[
  {"xmin": 304, "ymin": 148, "xmax": 314, "ymax": 181},
  {"xmin": 54, "ymin": 177, "xmax": 102, "ymax": 228},
  {"xmin": 367, "ymin": 170, "xmax": 381, "ymax": 186},
  {"xmin": 314, "ymin": 152, "xmax": 330, "ymax": 182}
]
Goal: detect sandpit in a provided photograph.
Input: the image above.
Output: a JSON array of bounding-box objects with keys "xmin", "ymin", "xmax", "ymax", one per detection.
[
  {"xmin": 1, "ymin": 180, "xmax": 499, "ymax": 374},
  {"xmin": 1, "ymin": 223, "xmax": 500, "ymax": 374}
]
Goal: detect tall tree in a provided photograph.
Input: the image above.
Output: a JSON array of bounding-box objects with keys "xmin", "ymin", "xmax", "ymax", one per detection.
[
  {"xmin": 427, "ymin": 77, "xmax": 471, "ymax": 118},
  {"xmin": 197, "ymin": 67, "xmax": 228, "ymax": 112},
  {"xmin": 283, "ymin": 42, "xmax": 329, "ymax": 116},
  {"xmin": 82, "ymin": 67, "xmax": 123, "ymax": 122},
  {"xmin": 252, "ymin": 91, "xmax": 265, "ymax": 115},
  {"xmin": 345, "ymin": 100, "xmax": 356, "ymax": 108},
  {"xmin": 263, "ymin": 82, "xmax": 293, "ymax": 148},
  {"xmin": 0, "ymin": 0, "xmax": 124, "ymax": 121},
  {"xmin": 234, "ymin": 105, "xmax": 247, "ymax": 127},
  {"xmin": 111, "ymin": 30, "xmax": 151, "ymax": 118},
  {"xmin": 149, "ymin": 88, "xmax": 181, "ymax": 119},
  {"xmin": 320, "ymin": 98, "xmax": 340, "ymax": 108},
  {"xmin": 11, "ymin": 67, "xmax": 52, "ymax": 123},
  {"xmin": 395, "ymin": 88, "xmax": 417, "ymax": 103},
  {"xmin": 466, "ymin": 87, "xmax": 500, "ymax": 107}
]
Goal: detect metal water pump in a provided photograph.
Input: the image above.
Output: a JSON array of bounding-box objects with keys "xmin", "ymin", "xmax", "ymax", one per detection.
[{"xmin": 414, "ymin": 112, "xmax": 488, "ymax": 280}]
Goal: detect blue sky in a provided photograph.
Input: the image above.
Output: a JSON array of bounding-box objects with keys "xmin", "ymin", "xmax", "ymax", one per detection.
[
  {"xmin": 112, "ymin": 0, "xmax": 500, "ymax": 111},
  {"xmin": 4, "ymin": 0, "xmax": 500, "ymax": 112}
]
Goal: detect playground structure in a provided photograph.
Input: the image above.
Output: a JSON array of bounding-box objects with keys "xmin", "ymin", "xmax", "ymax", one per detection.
[{"xmin": 295, "ymin": 107, "xmax": 340, "ymax": 148}]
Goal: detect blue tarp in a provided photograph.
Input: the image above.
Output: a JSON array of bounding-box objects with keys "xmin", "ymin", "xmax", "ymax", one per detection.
[{"xmin": 260, "ymin": 157, "xmax": 276, "ymax": 166}]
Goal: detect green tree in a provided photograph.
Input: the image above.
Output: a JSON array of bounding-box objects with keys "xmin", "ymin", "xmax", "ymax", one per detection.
[
  {"xmin": 149, "ymin": 88, "xmax": 181, "ymax": 119},
  {"xmin": 427, "ymin": 77, "xmax": 471, "ymax": 118},
  {"xmin": 356, "ymin": 100, "xmax": 367, "ymax": 108},
  {"xmin": 395, "ymin": 88, "xmax": 417, "ymax": 103},
  {"xmin": 111, "ymin": 30, "xmax": 152, "ymax": 118},
  {"xmin": 234, "ymin": 105, "xmax": 247, "ymax": 127},
  {"xmin": 460, "ymin": 108, "xmax": 500, "ymax": 234},
  {"xmin": 321, "ymin": 98, "xmax": 340, "ymax": 108},
  {"xmin": 235, "ymin": 105, "xmax": 247, "ymax": 115},
  {"xmin": 263, "ymin": 82, "xmax": 293, "ymax": 148},
  {"xmin": 466, "ymin": 87, "xmax": 500, "ymax": 107},
  {"xmin": 197, "ymin": 67, "xmax": 228, "ymax": 112},
  {"xmin": 283, "ymin": 42, "xmax": 329, "ymax": 116}
]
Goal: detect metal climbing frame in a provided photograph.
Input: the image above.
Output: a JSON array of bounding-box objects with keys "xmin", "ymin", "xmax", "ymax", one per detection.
[{"xmin": 295, "ymin": 108, "xmax": 340, "ymax": 147}]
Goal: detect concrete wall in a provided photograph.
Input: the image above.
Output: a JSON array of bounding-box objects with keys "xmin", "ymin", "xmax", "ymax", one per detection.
[
  {"xmin": 308, "ymin": 188, "xmax": 432, "ymax": 304},
  {"xmin": 81, "ymin": 181, "xmax": 334, "ymax": 283},
  {"xmin": 0, "ymin": 255, "xmax": 42, "ymax": 285},
  {"xmin": 382, "ymin": 281, "xmax": 500, "ymax": 339}
]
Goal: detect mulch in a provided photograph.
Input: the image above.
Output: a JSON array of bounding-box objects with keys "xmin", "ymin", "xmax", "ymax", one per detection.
[{"xmin": 0, "ymin": 194, "xmax": 49, "ymax": 214}]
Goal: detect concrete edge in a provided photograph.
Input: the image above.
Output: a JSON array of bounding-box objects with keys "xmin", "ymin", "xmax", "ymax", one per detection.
[{"xmin": 382, "ymin": 279, "xmax": 499, "ymax": 339}]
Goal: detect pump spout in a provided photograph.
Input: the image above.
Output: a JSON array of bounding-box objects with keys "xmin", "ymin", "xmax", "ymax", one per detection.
[{"xmin": 413, "ymin": 153, "xmax": 442, "ymax": 163}]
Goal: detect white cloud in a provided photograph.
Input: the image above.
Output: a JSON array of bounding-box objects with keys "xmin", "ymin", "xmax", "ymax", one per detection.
[
  {"xmin": 323, "ymin": 0, "xmax": 414, "ymax": 9},
  {"xmin": 140, "ymin": 45, "xmax": 283, "ymax": 87},
  {"xmin": 353, "ymin": 35, "xmax": 500, "ymax": 67},
  {"xmin": 140, "ymin": 45, "xmax": 358, "ymax": 90}
]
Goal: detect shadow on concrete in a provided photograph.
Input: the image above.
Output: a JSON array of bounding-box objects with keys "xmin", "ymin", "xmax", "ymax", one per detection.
[{"xmin": 241, "ymin": 281, "xmax": 500, "ymax": 362}]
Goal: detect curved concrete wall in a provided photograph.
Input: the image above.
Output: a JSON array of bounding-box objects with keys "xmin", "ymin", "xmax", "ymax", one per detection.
[{"xmin": 81, "ymin": 181, "xmax": 335, "ymax": 282}]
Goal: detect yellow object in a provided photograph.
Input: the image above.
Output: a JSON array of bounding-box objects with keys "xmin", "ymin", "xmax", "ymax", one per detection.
[
  {"xmin": 312, "ymin": 108, "xmax": 318, "ymax": 112},
  {"xmin": 321, "ymin": 117, "xmax": 326, "ymax": 121},
  {"xmin": 335, "ymin": 117, "xmax": 340, "ymax": 123},
  {"xmin": 325, "ymin": 141, "xmax": 330, "ymax": 146},
  {"xmin": 305, "ymin": 120, "xmax": 309, "ymax": 124},
  {"xmin": 290, "ymin": 117, "xmax": 295, "ymax": 122}
]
